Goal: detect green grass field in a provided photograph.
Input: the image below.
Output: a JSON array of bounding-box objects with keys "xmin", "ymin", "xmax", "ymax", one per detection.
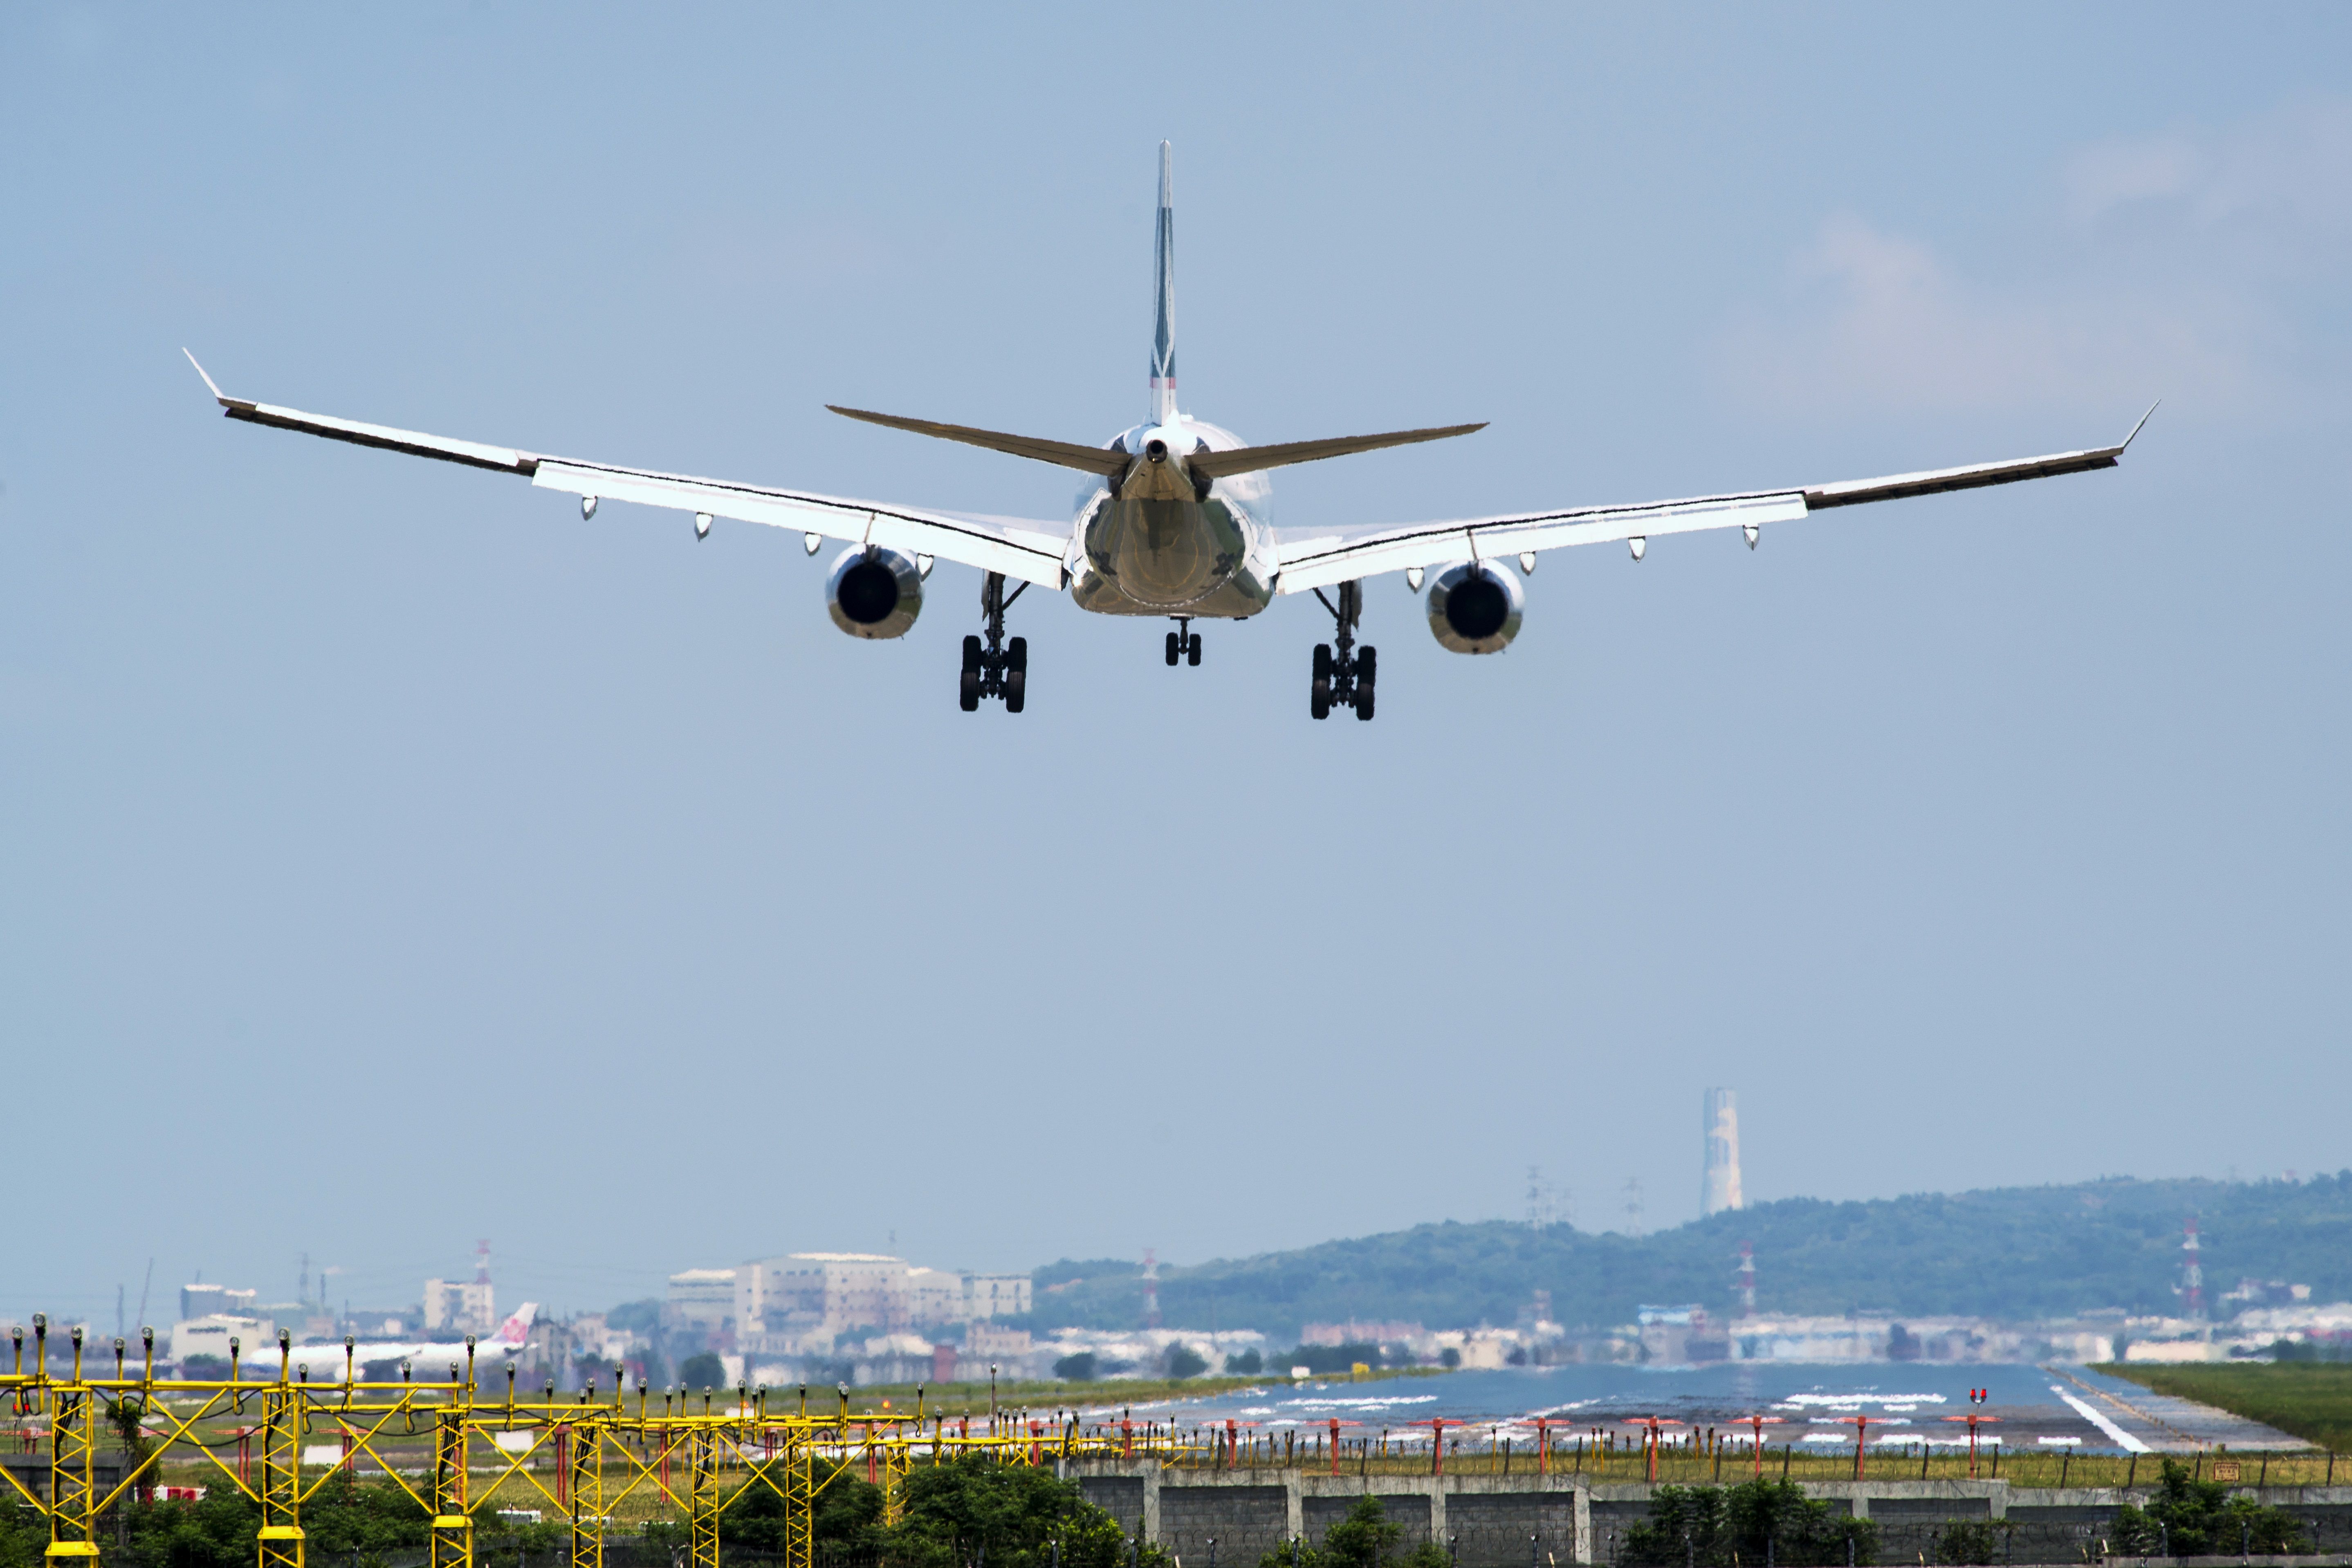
[{"xmin": 2095, "ymin": 1362, "xmax": 2352, "ymax": 1452}]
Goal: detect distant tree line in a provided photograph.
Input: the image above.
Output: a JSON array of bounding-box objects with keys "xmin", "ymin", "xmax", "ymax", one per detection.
[{"xmin": 1023, "ymin": 1173, "xmax": 2352, "ymax": 1335}]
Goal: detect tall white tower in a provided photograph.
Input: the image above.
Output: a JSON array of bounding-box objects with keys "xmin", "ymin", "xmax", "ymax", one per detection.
[{"xmin": 1701, "ymin": 1089, "xmax": 1744, "ymax": 1217}]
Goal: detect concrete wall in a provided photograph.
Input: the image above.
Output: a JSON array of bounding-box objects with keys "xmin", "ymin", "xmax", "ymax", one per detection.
[{"xmin": 1061, "ymin": 1461, "xmax": 2352, "ymax": 1568}]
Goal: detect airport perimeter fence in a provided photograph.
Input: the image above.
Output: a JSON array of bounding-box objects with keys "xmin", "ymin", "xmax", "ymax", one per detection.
[{"xmin": 1148, "ymin": 1438, "xmax": 2348, "ymax": 1492}]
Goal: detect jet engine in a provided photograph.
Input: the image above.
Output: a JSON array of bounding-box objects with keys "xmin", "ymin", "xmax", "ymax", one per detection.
[
  {"xmin": 825, "ymin": 545, "xmax": 924, "ymax": 639},
  {"xmin": 1425, "ymin": 561, "xmax": 1524, "ymax": 654}
]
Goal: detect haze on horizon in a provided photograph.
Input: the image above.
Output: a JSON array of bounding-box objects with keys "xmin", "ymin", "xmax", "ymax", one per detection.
[{"xmin": 3, "ymin": 3, "xmax": 2348, "ymax": 1325}]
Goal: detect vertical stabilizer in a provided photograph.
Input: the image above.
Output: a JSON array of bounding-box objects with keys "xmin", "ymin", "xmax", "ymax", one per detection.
[{"xmin": 1150, "ymin": 142, "xmax": 1176, "ymax": 424}]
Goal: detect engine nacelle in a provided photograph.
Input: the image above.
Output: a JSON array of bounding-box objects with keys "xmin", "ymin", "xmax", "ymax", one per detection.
[
  {"xmin": 825, "ymin": 545, "xmax": 924, "ymax": 639},
  {"xmin": 1425, "ymin": 561, "xmax": 1524, "ymax": 654}
]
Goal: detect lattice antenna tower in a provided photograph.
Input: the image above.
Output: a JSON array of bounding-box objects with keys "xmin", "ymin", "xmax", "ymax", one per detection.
[
  {"xmin": 1525, "ymin": 1166, "xmax": 1562, "ymax": 1229},
  {"xmin": 1623, "ymin": 1177, "xmax": 1645, "ymax": 1239}
]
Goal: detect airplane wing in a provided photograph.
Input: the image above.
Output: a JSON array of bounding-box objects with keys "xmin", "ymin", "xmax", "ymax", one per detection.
[
  {"xmin": 185, "ymin": 355, "xmax": 1074, "ymax": 590},
  {"xmin": 1272, "ymin": 410, "xmax": 2155, "ymax": 595}
]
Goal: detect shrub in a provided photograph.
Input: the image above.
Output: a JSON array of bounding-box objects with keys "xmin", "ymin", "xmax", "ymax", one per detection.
[
  {"xmin": 1623, "ymin": 1479, "xmax": 1877, "ymax": 1568},
  {"xmin": 879, "ymin": 1456, "xmax": 1168, "ymax": 1568},
  {"xmin": 1260, "ymin": 1496, "xmax": 1445, "ymax": 1568},
  {"xmin": 1054, "ymin": 1353, "xmax": 1099, "ymax": 1381},
  {"xmin": 1930, "ymin": 1519, "xmax": 2011, "ymax": 1565},
  {"xmin": 2112, "ymin": 1460, "xmax": 2311, "ymax": 1557}
]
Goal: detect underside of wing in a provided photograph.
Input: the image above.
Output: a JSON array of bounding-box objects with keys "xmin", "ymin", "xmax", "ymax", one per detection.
[
  {"xmin": 1275, "ymin": 411, "xmax": 2152, "ymax": 594},
  {"xmin": 189, "ymin": 357, "xmax": 1073, "ymax": 588},
  {"xmin": 1277, "ymin": 491, "xmax": 1805, "ymax": 594}
]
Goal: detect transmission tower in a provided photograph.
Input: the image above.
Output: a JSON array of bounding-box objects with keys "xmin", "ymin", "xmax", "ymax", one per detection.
[
  {"xmin": 1623, "ymin": 1177, "xmax": 1645, "ymax": 1239},
  {"xmin": 1525, "ymin": 1166, "xmax": 1560, "ymax": 1229}
]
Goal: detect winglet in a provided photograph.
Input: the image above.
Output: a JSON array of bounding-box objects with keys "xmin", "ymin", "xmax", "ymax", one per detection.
[
  {"xmin": 182, "ymin": 348, "xmax": 228, "ymax": 405},
  {"xmin": 2121, "ymin": 400, "xmax": 2159, "ymax": 452}
]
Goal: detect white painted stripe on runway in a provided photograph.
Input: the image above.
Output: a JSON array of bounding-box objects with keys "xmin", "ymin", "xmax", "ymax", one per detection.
[{"xmin": 2051, "ymin": 1384, "xmax": 2153, "ymax": 1453}]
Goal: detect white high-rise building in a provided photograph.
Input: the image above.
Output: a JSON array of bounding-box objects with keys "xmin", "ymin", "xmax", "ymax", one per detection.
[{"xmin": 1701, "ymin": 1088, "xmax": 1744, "ymax": 1216}]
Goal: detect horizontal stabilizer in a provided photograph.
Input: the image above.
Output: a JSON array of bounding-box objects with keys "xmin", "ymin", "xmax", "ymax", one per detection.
[
  {"xmin": 827, "ymin": 406, "xmax": 1131, "ymax": 476},
  {"xmin": 1189, "ymin": 422, "xmax": 1485, "ymax": 479}
]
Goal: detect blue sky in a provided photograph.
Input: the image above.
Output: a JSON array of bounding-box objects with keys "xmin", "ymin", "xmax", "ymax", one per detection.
[{"xmin": 4, "ymin": 4, "xmax": 2348, "ymax": 1326}]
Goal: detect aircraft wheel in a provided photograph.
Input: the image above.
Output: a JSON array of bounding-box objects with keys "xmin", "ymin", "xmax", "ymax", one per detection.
[
  {"xmin": 1165, "ymin": 631, "xmax": 1180, "ymax": 666},
  {"xmin": 962, "ymin": 635, "xmax": 983, "ymax": 674},
  {"xmin": 1355, "ymin": 682, "xmax": 1375, "ymax": 720},
  {"xmin": 959, "ymin": 668, "xmax": 980, "ymax": 711},
  {"xmin": 1008, "ymin": 636, "xmax": 1027, "ymax": 674},
  {"xmin": 1005, "ymin": 669, "xmax": 1026, "ymax": 713},
  {"xmin": 1186, "ymin": 632, "xmax": 1202, "ymax": 666}
]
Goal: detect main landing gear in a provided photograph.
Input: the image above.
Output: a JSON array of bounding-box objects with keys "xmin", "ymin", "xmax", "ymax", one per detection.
[
  {"xmin": 1165, "ymin": 617, "xmax": 1202, "ymax": 666},
  {"xmin": 1310, "ymin": 579, "xmax": 1375, "ymax": 721},
  {"xmin": 960, "ymin": 571, "xmax": 1027, "ymax": 713}
]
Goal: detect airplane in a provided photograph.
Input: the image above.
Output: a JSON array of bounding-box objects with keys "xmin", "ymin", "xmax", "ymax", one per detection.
[
  {"xmin": 264, "ymin": 1302, "xmax": 538, "ymax": 1381},
  {"xmin": 184, "ymin": 143, "xmax": 2150, "ymax": 721}
]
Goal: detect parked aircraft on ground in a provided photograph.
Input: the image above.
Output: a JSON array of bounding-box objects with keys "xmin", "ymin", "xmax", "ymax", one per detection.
[
  {"xmin": 186, "ymin": 145, "xmax": 2148, "ymax": 720},
  {"xmin": 266, "ymin": 1303, "xmax": 538, "ymax": 1381}
]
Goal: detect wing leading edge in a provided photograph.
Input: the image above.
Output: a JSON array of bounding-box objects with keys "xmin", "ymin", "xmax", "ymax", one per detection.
[
  {"xmin": 1273, "ymin": 409, "xmax": 2155, "ymax": 595},
  {"xmin": 184, "ymin": 354, "xmax": 1074, "ymax": 590}
]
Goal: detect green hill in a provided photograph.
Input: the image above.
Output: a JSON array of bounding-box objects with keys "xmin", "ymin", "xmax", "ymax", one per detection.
[{"xmin": 1026, "ymin": 1174, "xmax": 2352, "ymax": 1339}]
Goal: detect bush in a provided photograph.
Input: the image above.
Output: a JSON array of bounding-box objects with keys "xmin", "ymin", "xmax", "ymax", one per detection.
[
  {"xmin": 114, "ymin": 1474, "xmax": 434, "ymax": 1568},
  {"xmin": 1930, "ymin": 1520, "xmax": 2012, "ymax": 1565},
  {"xmin": 1283, "ymin": 1343, "xmax": 1381, "ymax": 1375},
  {"xmin": 1054, "ymin": 1353, "xmax": 1099, "ymax": 1381},
  {"xmin": 1260, "ymin": 1496, "xmax": 1445, "ymax": 1568},
  {"xmin": 1225, "ymin": 1349, "xmax": 1263, "ymax": 1375},
  {"xmin": 1164, "ymin": 1344, "xmax": 1207, "ymax": 1379},
  {"xmin": 2112, "ymin": 1460, "xmax": 2312, "ymax": 1557},
  {"xmin": 720, "ymin": 1459, "xmax": 880, "ymax": 1553},
  {"xmin": 678, "ymin": 1350, "xmax": 726, "ymax": 1390},
  {"xmin": 880, "ymin": 1456, "xmax": 1169, "ymax": 1568},
  {"xmin": 1623, "ymin": 1479, "xmax": 1877, "ymax": 1568},
  {"xmin": 0, "ymin": 1497, "xmax": 47, "ymax": 1568}
]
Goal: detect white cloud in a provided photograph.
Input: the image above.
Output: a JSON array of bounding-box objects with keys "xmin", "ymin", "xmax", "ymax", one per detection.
[
  {"xmin": 1716, "ymin": 99, "xmax": 2352, "ymax": 421},
  {"xmin": 2064, "ymin": 100, "xmax": 2352, "ymax": 252}
]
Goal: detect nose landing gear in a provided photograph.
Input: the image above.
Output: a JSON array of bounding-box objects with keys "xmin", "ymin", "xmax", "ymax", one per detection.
[
  {"xmin": 1309, "ymin": 580, "xmax": 1375, "ymax": 721},
  {"xmin": 1165, "ymin": 618, "xmax": 1202, "ymax": 667},
  {"xmin": 959, "ymin": 571, "xmax": 1028, "ymax": 713}
]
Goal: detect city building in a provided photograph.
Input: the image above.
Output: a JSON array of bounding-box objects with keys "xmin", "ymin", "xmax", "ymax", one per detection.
[
  {"xmin": 731, "ymin": 1255, "xmax": 1032, "ymax": 1351},
  {"xmin": 170, "ymin": 1314, "xmax": 270, "ymax": 1366},
  {"xmin": 965, "ymin": 1274, "xmax": 1032, "ymax": 1320},
  {"xmin": 425, "ymin": 1241, "xmax": 498, "ymax": 1336},
  {"xmin": 178, "ymin": 1283, "xmax": 256, "ymax": 1322},
  {"xmin": 423, "ymin": 1279, "xmax": 495, "ymax": 1335},
  {"xmin": 666, "ymin": 1269, "xmax": 738, "ymax": 1331}
]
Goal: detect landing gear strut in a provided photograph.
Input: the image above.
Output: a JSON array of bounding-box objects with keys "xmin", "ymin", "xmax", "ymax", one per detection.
[
  {"xmin": 1310, "ymin": 579, "xmax": 1375, "ymax": 721},
  {"xmin": 960, "ymin": 571, "xmax": 1027, "ymax": 713},
  {"xmin": 1165, "ymin": 617, "xmax": 1202, "ymax": 667}
]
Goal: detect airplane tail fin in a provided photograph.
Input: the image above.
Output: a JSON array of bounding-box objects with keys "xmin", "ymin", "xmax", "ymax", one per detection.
[
  {"xmin": 491, "ymin": 1303, "xmax": 538, "ymax": 1347},
  {"xmin": 1151, "ymin": 141, "xmax": 1176, "ymax": 425}
]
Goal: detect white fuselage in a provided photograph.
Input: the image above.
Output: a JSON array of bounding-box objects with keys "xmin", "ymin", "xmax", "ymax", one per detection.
[{"xmin": 1068, "ymin": 417, "xmax": 1278, "ymax": 618}]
